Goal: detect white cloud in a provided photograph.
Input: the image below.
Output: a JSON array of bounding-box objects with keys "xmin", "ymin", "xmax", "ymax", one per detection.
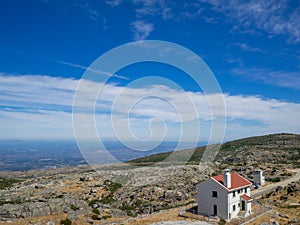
[
  {"xmin": 0, "ymin": 73, "xmax": 299, "ymax": 141},
  {"xmin": 199, "ymin": 0, "xmax": 300, "ymax": 42},
  {"xmin": 130, "ymin": 20, "xmax": 154, "ymax": 41},
  {"xmin": 0, "ymin": 73, "xmax": 77, "ymax": 108}
]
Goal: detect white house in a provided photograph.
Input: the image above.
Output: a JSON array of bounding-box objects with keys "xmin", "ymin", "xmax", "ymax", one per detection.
[
  {"xmin": 253, "ymin": 170, "xmax": 265, "ymax": 187},
  {"xmin": 196, "ymin": 170, "xmax": 252, "ymax": 220}
]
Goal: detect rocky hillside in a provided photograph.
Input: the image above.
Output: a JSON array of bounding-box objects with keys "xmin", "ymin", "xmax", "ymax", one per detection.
[
  {"xmin": 129, "ymin": 133, "xmax": 300, "ymax": 167},
  {"xmin": 0, "ymin": 133, "xmax": 299, "ymax": 224},
  {"xmin": 129, "ymin": 133, "xmax": 300, "ymax": 186}
]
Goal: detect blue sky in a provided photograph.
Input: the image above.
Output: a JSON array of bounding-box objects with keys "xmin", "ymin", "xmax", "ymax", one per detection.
[{"xmin": 0, "ymin": 0, "xmax": 299, "ymax": 142}]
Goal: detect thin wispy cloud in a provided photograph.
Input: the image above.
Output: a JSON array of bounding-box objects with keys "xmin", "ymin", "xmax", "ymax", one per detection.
[
  {"xmin": 130, "ymin": 20, "xmax": 154, "ymax": 41},
  {"xmin": 133, "ymin": 1, "xmax": 202, "ymax": 22},
  {"xmin": 57, "ymin": 60, "xmax": 128, "ymax": 80},
  {"xmin": 133, "ymin": 0, "xmax": 160, "ymax": 17},
  {"xmin": 106, "ymin": 0, "xmax": 122, "ymax": 7},
  {"xmin": 226, "ymin": 56, "xmax": 244, "ymax": 67},
  {"xmin": 233, "ymin": 42, "xmax": 266, "ymax": 53},
  {"xmin": 199, "ymin": 0, "xmax": 300, "ymax": 42},
  {"xmin": 231, "ymin": 68, "xmax": 300, "ymax": 89}
]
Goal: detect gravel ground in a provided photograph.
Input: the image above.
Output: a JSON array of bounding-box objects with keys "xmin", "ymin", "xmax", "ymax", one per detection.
[{"xmin": 150, "ymin": 221, "xmax": 212, "ymax": 225}]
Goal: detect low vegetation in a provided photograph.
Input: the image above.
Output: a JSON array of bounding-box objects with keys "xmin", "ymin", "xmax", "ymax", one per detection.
[
  {"xmin": 0, "ymin": 176, "xmax": 22, "ymax": 190},
  {"xmin": 265, "ymin": 177, "xmax": 281, "ymax": 182},
  {"xmin": 70, "ymin": 204, "xmax": 79, "ymax": 211},
  {"xmin": 60, "ymin": 218, "xmax": 72, "ymax": 225},
  {"xmin": 128, "ymin": 133, "xmax": 300, "ymax": 167}
]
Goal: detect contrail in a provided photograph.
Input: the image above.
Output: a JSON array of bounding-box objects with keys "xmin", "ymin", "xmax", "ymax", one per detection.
[{"xmin": 57, "ymin": 60, "xmax": 129, "ymax": 80}]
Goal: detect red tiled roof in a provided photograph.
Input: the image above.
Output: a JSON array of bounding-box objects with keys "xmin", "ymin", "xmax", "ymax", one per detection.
[
  {"xmin": 211, "ymin": 172, "xmax": 251, "ymax": 190},
  {"xmin": 241, "ymin": 194, "xmax": 252, "ymax": 201}
]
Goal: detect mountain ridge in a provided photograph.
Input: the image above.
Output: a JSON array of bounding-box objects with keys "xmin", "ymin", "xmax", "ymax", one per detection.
[{"xmin": 128, "ymin": 133, "xmax": 300, "ymax": 166}]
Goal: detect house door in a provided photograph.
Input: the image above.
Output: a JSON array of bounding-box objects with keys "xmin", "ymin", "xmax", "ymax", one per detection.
[
  {"xmin": 241, "ymin": 200, "xmax": 246, "ymax": 210},
  {"xmin": 213, "ymin": 205, "xmax": 218, "ymax": 215}
]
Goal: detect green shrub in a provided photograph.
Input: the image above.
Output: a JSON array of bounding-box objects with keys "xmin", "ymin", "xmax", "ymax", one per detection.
[
  {"xmin": 118, "ymin": 205, "xmax": 137, "ymax": 217},
  {"xmin": 103, "ymin": 180, "xmax": 122, "ymax": 192},
  {"xmin": 92, "ymin": 180, "xmax": 122, "ymax": 205},
  {"xmin": 286, "ymin": 205, "xmax": 300, "ymax": 209},
  {"xmin": 91, "ymin": 214, "xmax": 99, "ymax": 220},
  {"xmin": 88, "ymin": 199, "xmax": 100, "ymax": 207},
  {"xmin": 0, "ymin": 200, "xmax": 22, "ymax": 206},
  {"xmin": 135, "ymin": 199, "xmax": 142, "ymax": 207},
  {"xmin": 60, "ymin": 218, "xmax": 72, "ymax": 225},
  {"xmin": 265, "ymin": 177, "xmax": 280, "ymax": 182},
  {"xmin": 92, "ymin": 208, "xmax": 100, "ymax": 215},
  {"xmin": 70, "ymin": 204, "xmax": 79, "ymax": 211},
  {"xmin": 219, "ymin": 218, "xmax": 226, "ymax": 225},
  {"xmin": 99, "ymin": 196, "xmax": 115, "ymax": 204},
  {"xmin": 102, "ymin": 215, "xmax": 112, "ymax": 219},
  {"xmin": 118, "ymin": 205, "xmax": 136, "ymax": 211}
]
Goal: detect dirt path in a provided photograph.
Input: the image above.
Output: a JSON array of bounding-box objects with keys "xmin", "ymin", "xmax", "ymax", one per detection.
[{"xmin": 252, "ymin": 169, "xmax": 300, "ymax": 197}]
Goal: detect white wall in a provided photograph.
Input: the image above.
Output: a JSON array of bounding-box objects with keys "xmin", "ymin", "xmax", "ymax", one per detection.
[
  {"xmin": 196, "ymin": 178, "xmax": 229, "ymax": 220},
  {"xmin": 228, "ymin": 186, "xmax": 251, "ymax": 219},
  {"xmin": 228, "ymin": 189, "xmax": 240, "ymax": 219}
]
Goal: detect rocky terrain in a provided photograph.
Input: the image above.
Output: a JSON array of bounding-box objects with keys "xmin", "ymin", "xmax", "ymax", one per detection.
[
  {"xmin": 0, "ymin": 165, "xmax": 213, "ymax": 224},
  {"xmin": 247, "ymin": 181, "xmax": 300, "ymax": 225},
  {"xmin": 0, "ymin": 133, "xmax": 299, "ymax": 224}
]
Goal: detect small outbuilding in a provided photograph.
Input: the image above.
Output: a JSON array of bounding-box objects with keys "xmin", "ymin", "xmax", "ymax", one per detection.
[{"xmin": 253, "ymin": 170, "xmax": 265, "ymax": 187}]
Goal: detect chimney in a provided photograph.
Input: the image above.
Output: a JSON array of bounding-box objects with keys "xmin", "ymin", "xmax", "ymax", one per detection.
[{"xmin": 224, "ymin": 169, "xmax": 231, "ymax": 188}]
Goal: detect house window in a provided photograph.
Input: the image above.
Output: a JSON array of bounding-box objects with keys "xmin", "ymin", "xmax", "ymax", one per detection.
[
  {"xmin": 233, "ymin": 204, "xmax": 236, "ymax": 211},
  {"xmin": 238, "ymin": 203, "xmax": 240, "ymax": 207},
  {"xmin": 233, "ymin": 191, "xmax": 236, "ymax": 197},
  {"xmin": 212, "ymin": 191, "xmax": 218, "ymax": 197},
  {"xmin": 244, "ymin": 188, "xmax": 247, "ymax": 193},
  {"xmin": 238, "ymin": 189, "xmax": 241, "ymax": 194}
]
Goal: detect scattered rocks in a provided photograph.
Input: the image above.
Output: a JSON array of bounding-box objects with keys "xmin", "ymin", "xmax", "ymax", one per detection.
[
  {"xmin": 289, "ymin": 218, "xmax": 299, "ymax": 224},
  {"xmin": 80, "ymin": 176, "xmax": 93, "ymax": 182},
  {"xmin": 279, "ymin": 213, "xmax": 289, "ymax": 219},
  {"xmin": 0, "ymin": 196, "xmax": 88, "ymax": 219},
  {"xmin": 0, "ymin": 164, "xmax": 211, "ymax": 221},
  {"xmin": 46, "ymin": 222, "xmax": 55, "ymax": 225},
  {"xmin": 287, "ymin": 182, "xmax": 299, "ymax": 194},
  {"xmin": 289, "ymin": 202, "xmax": 300, "ymax": 207}
]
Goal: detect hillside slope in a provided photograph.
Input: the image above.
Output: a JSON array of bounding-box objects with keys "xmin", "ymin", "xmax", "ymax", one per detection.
[{"xmin": 128, "ymin": 133, "xmax": 300, "ymax": 167}]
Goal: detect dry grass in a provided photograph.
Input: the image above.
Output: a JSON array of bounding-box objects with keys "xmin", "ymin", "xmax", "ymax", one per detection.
[
  {"xmin": 0, "ymin": 208, "xmax": 205, "ymax": 225},
  {"xmin": 122, "ymin": 208, "xmax": 201, "ymax": 225},
  {"xmin": 0, "ymin": 213, "xmax": 88, "ymax": 225}
]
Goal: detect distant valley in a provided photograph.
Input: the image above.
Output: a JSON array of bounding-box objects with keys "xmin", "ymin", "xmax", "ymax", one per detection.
[{"xmin": 0, "ymin": 140, "xmax": 203, "ymax": 171}]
